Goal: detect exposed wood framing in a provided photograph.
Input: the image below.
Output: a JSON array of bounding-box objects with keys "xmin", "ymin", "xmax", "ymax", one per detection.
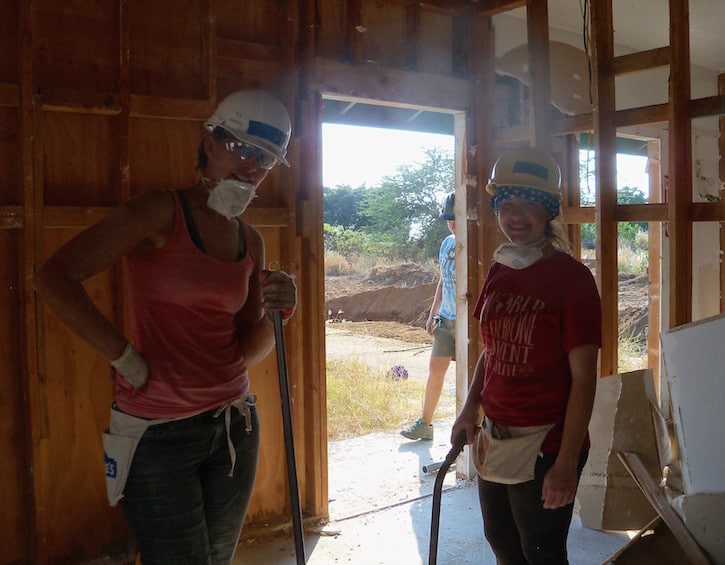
[
  {"xmin": 590, "ymin": 0, "xmax": 618, "ymax": 376},
  {"xmin": 3, "ymin": 0, "xmax": 723, "ymax": 560},
  {"xmin": 526, "ymin": 0, "xmax": 552, "ymax": 147},
  {"xmin": 115, "ymin": 0, "xmax": 131, "ymax": 390},
  {"xmin": 612, "ymin": 47, "xmax": 670, "ymax": 75},
  {"xmin": 667, "ymin": 0, "xmax": 693, "ymax": 327},
  {"xmin": 478, "ymin": 0, "xmax": 526, "ymax": 17},
  {"xmin": 461, "ymin": 10, "xmax": 497, "ymax": 480},
  {"xmin": 19, "ymin": 2, "xmax": 40, "ymax": 562},
  {"xmin": 298, "ymin": 0, "xmax": 327, "ymax": 518},
  {"xmin": 648, "ymin": 141, "xmax": 662, "ymax": 382},
  {"xmin": 316, "ymin": 58, "xmax": 470, "ymax": 111}
]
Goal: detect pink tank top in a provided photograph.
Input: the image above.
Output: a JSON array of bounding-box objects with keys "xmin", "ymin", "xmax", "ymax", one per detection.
[{"xmin": 113, "ymin": 190, "xmax": 255, "ymax": 418}]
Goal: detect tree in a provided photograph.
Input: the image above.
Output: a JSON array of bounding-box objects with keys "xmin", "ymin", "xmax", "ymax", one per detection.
[
  {"xmin": 323, "ymin": 184, "xmax": 369, "ymax": 230},
  {"xmin": 360, "ymin": 147, "xmax": 454, "ymax": 261},
  {"xmin": 580, "ymin": 185, "xmax": 648, "ymax": 248}
]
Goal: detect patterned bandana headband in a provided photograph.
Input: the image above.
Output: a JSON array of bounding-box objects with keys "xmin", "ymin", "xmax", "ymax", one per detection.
[{"xmin": 491, "ymin": 185, "xmax": 560, "ymax": 218}]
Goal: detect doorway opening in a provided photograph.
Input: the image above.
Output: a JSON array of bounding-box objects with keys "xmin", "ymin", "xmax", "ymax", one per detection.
[{"xmin": 320, "ymin": 96, "xmax": 466, "ymax": 520}]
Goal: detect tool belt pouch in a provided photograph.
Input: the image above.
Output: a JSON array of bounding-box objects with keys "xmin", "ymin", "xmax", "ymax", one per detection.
[
  {"xmin": 102, "ymin": 407, "xmax": 172, "ymax": 506},
  {"xmin": 472, "ymin": 418, "xmax": 555, "ymax": 485}
]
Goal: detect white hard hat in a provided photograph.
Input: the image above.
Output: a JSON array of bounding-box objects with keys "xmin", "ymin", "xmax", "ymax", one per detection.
[
  {"xmin": 486, "ymin": 147, "xmax": 561, "ymax": 216},
  {"xmin": 205, "ymin": 90, "xmax": 291, "ymax": 166}
]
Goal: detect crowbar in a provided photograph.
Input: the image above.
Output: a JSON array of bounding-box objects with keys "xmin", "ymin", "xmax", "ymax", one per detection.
[
  {"xmin": 428, "ymin": 431, "xmax": 466, "ymax": 565},
  {"xmin": 273, "ymin": 310, "xmax": 306, "ymax": 564}
]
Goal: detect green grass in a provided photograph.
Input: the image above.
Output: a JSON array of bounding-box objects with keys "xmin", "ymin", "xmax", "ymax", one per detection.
[
  {"xmin": 617, "ymin": 321, "xmax": 648, "ymax": 372},
  {"xmin": 326, "ymin": 239, "xmax": 651, "ymax": 439},
  {"xmin": 326, "ymin": 357, "xmax": 429, "ymax": 440}
]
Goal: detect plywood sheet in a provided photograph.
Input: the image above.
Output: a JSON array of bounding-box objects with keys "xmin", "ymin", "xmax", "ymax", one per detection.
[
  {"xmin": 128, "ymin": 117, "xmax": 200, "ymax": 193},
  {"xmin": 359, "ymin": 0, "xmax": 407, "ymax": 68},
  {"xmin": 128, "ymin": 0, "xmax": 207, "ymax": 99},
  {"xmin": 419, "ymin": 9, "xmax": 453, "ymax": 75},
  {"xmin": 0, "ymin": 230, "xmax": 30, "ymax": 563},
  {"xmin": 0, "ymin": 0, "xmax": 19, "ymax": 84},
  {"xmin": 216, "ymin": 0, "xmax": 281, "ymax": 46},
  {"xmin": 37, "ymin": 229, "xmax": 128, "ymax": 561},
  {"xmin": 0, "ymin": 107, "xmax": 22, "ymax": 205},
  {"xmin": 317, "ymin": 0, "xmax": 348, "ymax": 60},
  {"xmin": 34, "ymin": 0, "xmax": 118, "ymax": 95},
  {"xmin": 43, "ymin": 113, "xmax": 118, "ymax": 206}
]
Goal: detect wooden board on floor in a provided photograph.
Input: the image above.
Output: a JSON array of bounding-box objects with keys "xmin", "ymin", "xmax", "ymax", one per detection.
[{"xmin": 611, "ymin": 452, "xmax": 711, "ymax": 564}]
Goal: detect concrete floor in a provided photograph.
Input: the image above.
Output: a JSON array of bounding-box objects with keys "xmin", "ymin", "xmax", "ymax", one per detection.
[
  {"xmin": 232, "ymin": 421, "xmax": 632, "ymax": 565},
  {"xmin": 233, "ymin": 327, "xmax": 634, "ymax": 564}
]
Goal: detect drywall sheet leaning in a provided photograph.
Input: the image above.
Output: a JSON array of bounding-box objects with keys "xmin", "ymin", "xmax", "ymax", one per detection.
[
  {"xmin": 577, "ymin": 370, "xmax": 659, "ymax": 530},
  {"xmin": 660, "ymin": 313, "xmax": 725, "ymax": 495},
  {"xmin": 661, "ymin": 312, "xmax": 725, "ymax": 563}
]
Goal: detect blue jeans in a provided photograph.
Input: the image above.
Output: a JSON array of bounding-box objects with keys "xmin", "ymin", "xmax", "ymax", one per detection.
[
  {"xmin": 477, "ymin": 451, "xmax": 588, "ymax": 565},
  {"xmin": 120, "ymin": 401, "xmax": 260, "ymax": 565}
]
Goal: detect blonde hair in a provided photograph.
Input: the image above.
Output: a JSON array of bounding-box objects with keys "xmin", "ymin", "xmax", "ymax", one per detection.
[{"xmin": 547, "ymin": 218, "xmax": 572, "ymax": 254}]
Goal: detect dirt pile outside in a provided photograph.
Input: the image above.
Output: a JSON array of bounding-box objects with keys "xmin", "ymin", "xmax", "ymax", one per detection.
[
  {"xmin": 325, "ymin": 262, "xmax": 438, "ymax": 326},
  {"xmin": 325, "ymin": 261, "xmax": 650, "ymax": 347}
]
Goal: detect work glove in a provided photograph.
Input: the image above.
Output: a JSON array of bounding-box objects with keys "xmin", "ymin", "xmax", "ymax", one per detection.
[
  {"xmin": 110, "ymin": 341, "xmax": 149, "ymax": 390},
  {"xmin": 260, "ymin": 269, "xmax": 297, "ymax": 323}
]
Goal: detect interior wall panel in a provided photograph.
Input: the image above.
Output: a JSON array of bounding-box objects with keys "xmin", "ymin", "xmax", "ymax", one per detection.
[
  {"xmin": 239, "ymin": 228, "xmax": 294, "ymax": 522},
  {"xmin": 37, "ymin": 230, "xmax": 129, "ymax": 562},
  {"xmin": 215, "ymin": 57, "xmax": 284, "ymax": 102},
  {"xmin": 34, "ymin": 0, "xmax": 119, "ymax": 96},
  {"xmin": 0, "ymin": 230, "xmax": 29, "ymax": 563},
  {"xmin": 359, "ymin": 0, "xmax": 407, "ymax": 68},
  {"xmin": 128, "ymin": 117, "xmax": 200, "ymax": 195},
  {"xmin": 128, "ymin": 0, "xmax": 207, "ymax": 100},
  {"xmin": 0, "ymin": 0, "xmax": 19, "ymax": 84},
  {"xmin": 419, "ymin": 9, "xmax": 454, "ymax": 75},
  {"xmin": 216, "ymin": 0, "xmax": 282, "ymax": 45},
  {"xmin": 316, "ymin": 0, "xmax": 347, "ymax": 61},
  {"xmin": 42, "ymin": 113, "xmax": 118, "ymax": 206},
  {"xmin": 0, "ymin": 108, "xmax": 21, "ymax": 204}
]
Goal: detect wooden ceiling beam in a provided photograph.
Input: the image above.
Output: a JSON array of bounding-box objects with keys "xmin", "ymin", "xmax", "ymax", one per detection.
[
  {"xmin": 477, "ymin": 0, "xmax": 526, "ymax": 17},
  {"xmin": 315, "ymin": 57, "xmax": 470, "ymax": 112}
]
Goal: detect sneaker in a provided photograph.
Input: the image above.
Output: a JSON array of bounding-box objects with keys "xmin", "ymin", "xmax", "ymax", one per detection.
[{"xmin": 400, "ymin": 418, "xmax": 433, "ymax": 441}]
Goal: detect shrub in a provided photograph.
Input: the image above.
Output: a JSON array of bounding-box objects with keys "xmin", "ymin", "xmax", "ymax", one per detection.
[{"xmin": 325, "ymin": 252, "xmax": 353, "ymax": 276}]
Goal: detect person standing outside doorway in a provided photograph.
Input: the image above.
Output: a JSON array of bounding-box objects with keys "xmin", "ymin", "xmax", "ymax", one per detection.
[{"xmin": 401, "ymin": 192, "xmax": 456, "ymax": 441}]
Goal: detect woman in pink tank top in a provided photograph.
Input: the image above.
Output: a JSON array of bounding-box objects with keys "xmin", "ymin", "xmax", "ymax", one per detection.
[{"xmin": 35, "ymin": 90, "xmax": 297, "ymax": 564}]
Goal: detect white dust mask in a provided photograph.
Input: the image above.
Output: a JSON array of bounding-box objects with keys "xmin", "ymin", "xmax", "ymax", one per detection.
[
  {"xmin": 206, "ymin": 179, "xmax": 256, "ymax": 218},
  {"xmin": 493, "ymin": 237, "xmax": 547, "ymax": 270}
]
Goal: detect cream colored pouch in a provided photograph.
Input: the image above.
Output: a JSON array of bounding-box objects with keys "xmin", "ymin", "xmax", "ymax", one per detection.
[
  {"xmin": 472, "ymin": 418, "xmax": 555, "ymax": 485},
  {"xmin": 102, "ymin": 408, "xmax": 173, "ymax": 507}
]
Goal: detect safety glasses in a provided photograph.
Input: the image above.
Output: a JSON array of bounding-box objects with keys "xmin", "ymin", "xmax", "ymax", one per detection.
[{"xmin": 224, "ymin": 140, "xmax": 277, "ymax": 170}]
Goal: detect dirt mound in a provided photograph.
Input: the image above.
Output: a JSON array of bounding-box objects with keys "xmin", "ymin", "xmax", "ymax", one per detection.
[
  {"xmin": 326, "ymin": 283, "xmax": 436, "ymax": 327},
  {"xmin": 325, "ymin": 262, "xmax": 438, "ymax": 328},
  {"xmin": 363, "ymin": 262, "xmax": 436, "ymax": 287},
  {"xmin": 325, "ymin": 261, "xmax": 650, "ymax": 348}
]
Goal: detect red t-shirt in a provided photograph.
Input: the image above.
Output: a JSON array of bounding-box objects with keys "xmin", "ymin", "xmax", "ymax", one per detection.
[
  {"xmin": 113, "ymin": 190, "xmax": 256, "ymax": 419},
  {"xmin": 473, "ymin": 252, "xmax": 602, "ymax": 453}
]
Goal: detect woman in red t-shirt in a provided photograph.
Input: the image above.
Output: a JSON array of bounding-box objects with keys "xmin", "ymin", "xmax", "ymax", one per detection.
[{"xmin": 451, "ymin": 147, "xmax": 602, "ymax": 564}]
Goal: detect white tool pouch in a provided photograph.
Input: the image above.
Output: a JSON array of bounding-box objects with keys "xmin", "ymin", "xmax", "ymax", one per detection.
[{"xmin": 102, "ymin": 408, "xmax": 174, "ymax": 507}]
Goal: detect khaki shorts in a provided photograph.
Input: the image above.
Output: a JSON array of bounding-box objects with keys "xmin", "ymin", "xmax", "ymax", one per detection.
[{"xmin": 431, "ymin": 316, "xmax": 455, "ymax": 357}]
